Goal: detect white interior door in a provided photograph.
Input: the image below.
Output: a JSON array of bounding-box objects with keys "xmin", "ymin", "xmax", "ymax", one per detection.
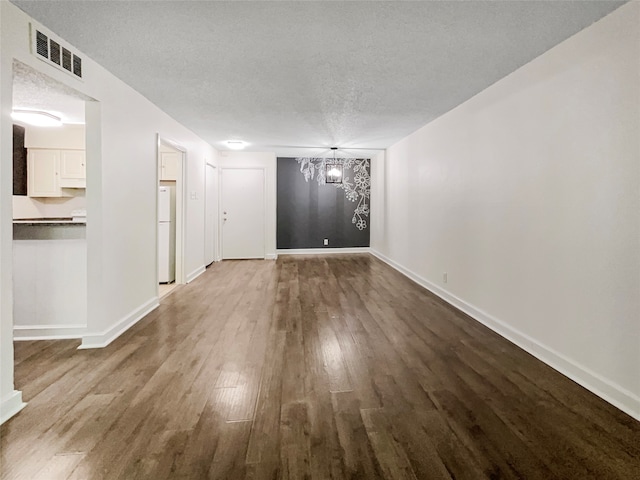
[
  {"xmin": 205, "ymin": 163, "xmax": 216, "ymax": 265},
  {"xmin": 221, "ymin": 168, "xmax": 265, "ymax": 259}
]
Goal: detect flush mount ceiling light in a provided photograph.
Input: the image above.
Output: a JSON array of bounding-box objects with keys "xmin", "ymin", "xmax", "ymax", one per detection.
[
  {"xmin": 225, "ymin": 140, "xmax": 247, "ymax": 150},
  {"xmin": 11, "ymin": 109, "xmax": 62, "ymax": 127}
]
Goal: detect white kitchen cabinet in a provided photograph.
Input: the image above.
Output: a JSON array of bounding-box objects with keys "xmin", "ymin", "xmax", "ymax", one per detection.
[
  {"xmin": 160, "ymin": 151, "xmax": 180, "ymax": 181},
  {"xmin": 28, "ymin": 149, "xmax": 85, "ymax": 197},
  {"xmin": 60, "ymin": 150, "xmax": 86, "ymax": 188},
  {"xmin": 28, "ymin": 149, "xmax": 60, "ymax": 197}
]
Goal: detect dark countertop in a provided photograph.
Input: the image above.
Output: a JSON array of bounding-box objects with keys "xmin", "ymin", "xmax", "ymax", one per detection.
[{"xmin": 13, "ymin": 217, "xmax": 86, "ymax": 226}]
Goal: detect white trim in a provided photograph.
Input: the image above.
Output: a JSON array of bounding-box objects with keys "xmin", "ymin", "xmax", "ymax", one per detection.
[
  {"xmin": 217, "ymin": 166, "xmax": 222, "ymax": 261},
  {"xmin": 78, "ymin": 297, "xmax": 158, "ymax": 349},
  {"xmin": 13, "ymin": 323, "xmax": 86, "ymax": 341},
  {"xmin": 1, "ymin": 390, "xmax": 26, "ymax": 425},
  {"xmin": 370, "ymin": 249, "xmax": 640, "ymax": 421},
  {"xmin": 265, "ymin": 253, "xmax": 278, "ymax": 260},
  {"xmin": 186, "ymin": 265, "xmax": 206, "ymax": 283},
  {"xmin": 264, "ymin": 167, "xmax": 268, "ymax": 260},
  {"xmin": 158, "ymin": 136, "xmax": 187, "ymax": 155},
  {"xmin": 176, "ymin": 149, "xmax": 187, "ymax": 284},
  {"xmin": 204, "ymin": 162, "xmax": 218, "ymax": 266},
  {"xmin": 157, "ymin": 134, "xmax": 187, "ymax": 287},
  {"xmin": 277, "ymin": 247, "xmax": 371, "ymax": 255}
]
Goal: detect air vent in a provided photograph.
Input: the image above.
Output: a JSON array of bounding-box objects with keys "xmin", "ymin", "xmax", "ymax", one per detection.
[
  {"xmin": 30, "ymin": 25, "xmax": 83, "ymax": 80},
  {"xmin": 50, "ymin": 39, "xmax": 61, "ymax": 65},
  {"xmin": 73, "ymin": 55, "xmax": 82, "ymax": 77},
  {"xmin": 36, "ymin": 31, "xmax": 48, "ymax": 58},
  {"xmin": 62, "ymin": 47, "xmax": 72, "ymax": 71}
]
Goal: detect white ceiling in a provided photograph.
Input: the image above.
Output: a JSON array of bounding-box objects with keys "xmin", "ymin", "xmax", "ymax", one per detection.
[
  {"xmin": 13, "ymin": 61, "xmax": 90, "ymax": 125},
  {"xmin": 10, "ymin": 0, "xmax": 625, "ymax": 155}
]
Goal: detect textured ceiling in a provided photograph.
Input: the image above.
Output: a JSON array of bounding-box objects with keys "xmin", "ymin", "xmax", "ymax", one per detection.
[
  {"xmin": 10, "ymin": 0, "xmax": 625, "ymax": 155},
  {"xmin": 13, "ymin": 61, "xmax": 90, "ymax": 125}
]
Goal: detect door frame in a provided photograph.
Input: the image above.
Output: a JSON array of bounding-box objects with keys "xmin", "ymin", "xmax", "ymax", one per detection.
[
  {"xmin": 204, "ymin": 161, "xmax": 218, "ymax": 265},
  {"xmin": 156, "ymin": 135, "xmax": 187, "ymax": 287},
  {"xmin": 219, "ymin": 166, "xmax": 267, "ymax": 260}
]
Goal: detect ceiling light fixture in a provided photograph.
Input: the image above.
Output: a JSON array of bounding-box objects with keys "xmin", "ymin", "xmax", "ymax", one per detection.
[
  {"xmin": 225, "ymin": 140, "xmax": 247, "ymax": 150},
  {"xmin": 11, "ymin": 109, "xmax": 63, "ymax": 127},
  {"xmin": 326, "ymin": 147, "xmax": 343, "ymax": 184}
]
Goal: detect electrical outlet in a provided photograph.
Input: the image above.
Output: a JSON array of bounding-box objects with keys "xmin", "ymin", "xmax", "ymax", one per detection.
[
  {"xmin": 323, "ymin": 238, "xmax": 329, "ymax": 246},
  {"xmin": 443, "ymin": 272, "xmax": 448, "ymax": 283}
]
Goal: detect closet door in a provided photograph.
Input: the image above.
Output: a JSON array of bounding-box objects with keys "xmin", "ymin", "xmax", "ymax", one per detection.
[{"xmin": 220, "ymin": 168, "xmax": 265, "ymax": 259}]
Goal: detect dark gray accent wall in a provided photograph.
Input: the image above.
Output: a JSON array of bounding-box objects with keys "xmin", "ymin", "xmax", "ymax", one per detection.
[{"xmin": 277, "ymin": 157, "xmax": 370, "ymax": 249}]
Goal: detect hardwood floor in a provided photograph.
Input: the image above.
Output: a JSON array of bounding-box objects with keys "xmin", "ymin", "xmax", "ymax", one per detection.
[{"xmin": 1, "ymin": 254, "xmax": 638, "ymax": 479}]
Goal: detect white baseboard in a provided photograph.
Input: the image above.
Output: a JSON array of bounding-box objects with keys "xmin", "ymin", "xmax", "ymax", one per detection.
[
  {"xmin": 13, "ymin": 323, "xmax": 86, "ymax": 341},
  {"xmin": 79, "ymin": 297, "xmax": 159, "ymax": 350},
  {"xmin": 186, "ymin": 265, "xmax": 206, "ymax": 283},
  {"xmin": 370, "ymin": 249, "xmax": 640, "ymax": 421},
  {"xmin": 1, "ymin": 390, "xmax": 26, "ymax": 425},
  {"xmin": 277, "ymin": 247, "xmax": 371, "ymax": 255},
  {"xmin": 265, "ymin": 253, "xmax": 278, "ymax": 260}
]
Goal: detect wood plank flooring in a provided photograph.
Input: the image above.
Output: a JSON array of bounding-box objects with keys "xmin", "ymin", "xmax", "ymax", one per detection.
[{"xmin": 1, "ymin": 254, "xmax": 639, "ymax": 479}]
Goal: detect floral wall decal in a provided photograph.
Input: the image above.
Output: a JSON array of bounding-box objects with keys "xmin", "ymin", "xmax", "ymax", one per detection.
[{"xmin": 295, "ymin": 157, "xmax": 370, "ymax": 230}]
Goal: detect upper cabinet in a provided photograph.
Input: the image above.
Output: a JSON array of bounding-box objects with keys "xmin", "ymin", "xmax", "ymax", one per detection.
[
  {"xmin": 28, "ymin": 149, "xmax": 60, "ymax": 197},
  {"xmin": 160, "ymin": 151, "xmax": 180, "ymax": 181},
  {"xmin": 59, "ymin": 150, "xmax": 86, "ymax": 188},
  {"xmin": 28, "ymin": 149, "xmax": 85, "ymax": 197},
  {"xmin": 23, "ymin": 125, "xmax": 87, "ymax": 197}
]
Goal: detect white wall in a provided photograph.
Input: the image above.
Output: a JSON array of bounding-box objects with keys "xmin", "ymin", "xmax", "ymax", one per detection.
[
  {"xmin": 24, "ymin": 123, "xmax": 85, "ymax": 149},
  {"xmin": 0, "ymin": 1, "xmax": 25, "ymax": 425},
  {"xmin": 13, "ymin": 191, "xmax": 85, "ymax": 219},
  {"xmin": 79, "ymin": 60, "xmax": 215, "ymax": 349},
  {"xmin": 218, "ymin": 151, "xmax": 277, "ymax": 260},
  {"xmin": 1, "ymin": 2, "xmax": 217, "ymax": 421},
  {"xmin": 369, "ymin": 150, "xmax": 385, "ymax": 250},
  {"xmin": 371, "ymin": 2, "xmax": 639, "ymax": 419}
]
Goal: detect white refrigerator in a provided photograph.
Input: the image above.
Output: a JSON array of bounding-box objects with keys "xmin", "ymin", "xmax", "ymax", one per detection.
[{"xmin": 158, "ymin": 186, "xmax": 176, "ymax": 283}]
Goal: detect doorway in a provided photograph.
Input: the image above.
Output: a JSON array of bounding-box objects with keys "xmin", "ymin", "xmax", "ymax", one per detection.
[
  {"xmin": 220, "ymin": 167, "xmax": 266, "ymax": 259},
  {"xmin": 11, "ymin": 61, "xmax": 93, "ymax": 341},
  {"xmin": 157, "ymin": 137, "xmax": 186, "ymax": 298}
]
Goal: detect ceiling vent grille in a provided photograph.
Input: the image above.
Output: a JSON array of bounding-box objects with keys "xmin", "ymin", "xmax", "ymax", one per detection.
[
  {"xmin": 30, "ymin": 24, "xmax": 83, "ymax": 80},
  {"xmin": 50, "ymin": 39, "xmax": 61, "ymax": 65}
]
